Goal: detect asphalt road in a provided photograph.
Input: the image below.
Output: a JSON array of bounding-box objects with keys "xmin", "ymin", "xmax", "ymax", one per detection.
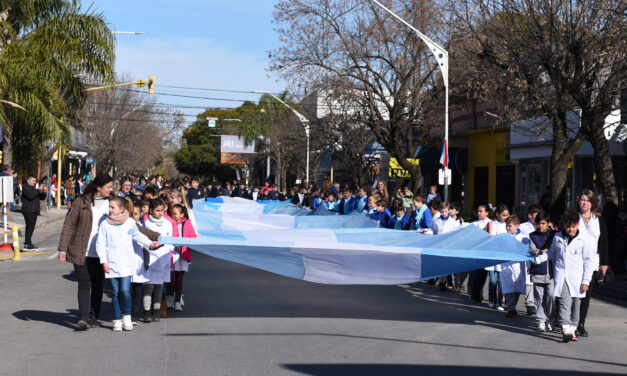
[{"xmin": 1, "ymin": 222, "xmax": 626, "ymax": 376}]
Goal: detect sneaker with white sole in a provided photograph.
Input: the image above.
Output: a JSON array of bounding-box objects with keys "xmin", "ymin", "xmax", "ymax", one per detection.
[
  {"xmin": 537, "ymin": 322, "xmax": 546, "ymax": 332},
  {"xmin": 122, "ymin": 315, "xmax": 133, "ymax": 331},
  {"xmin": 546, "ymin": 322, "xmax": 553, "ymax": 332},
  {"xmin": 180, "ymin": 295, "xmax": 184, "ymax": 306},
  {"xmin": 496, "ymin": 306, "xmax": 505, "ymax": 311},
  {"xmin": 488, "ymin": 302, "xmax": 495, "ymax": 308},
  {"xmin": 113, "ymin": 320, "xmax": 123, "ymax": 332},
  {"xmin": 174, "ymin": 302, "xmax": 183, "ymax": 312}
]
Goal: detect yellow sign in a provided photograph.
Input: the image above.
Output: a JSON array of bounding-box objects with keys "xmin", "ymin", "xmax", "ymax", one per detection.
[{"xmin": 389, "ymin": 158, "xmax": 419, "ymax": 178}]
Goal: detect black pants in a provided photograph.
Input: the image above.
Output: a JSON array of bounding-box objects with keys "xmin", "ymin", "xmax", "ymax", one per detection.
[
  {"xmin": 470, "ymin": 269, "xmax": 488, "ymax": 301},
  {"xmin": 579, "ymin": 271, "xmax": 597, "ymax": 327},
  {"xmin": 23, "ymin": 213, "xmax": 38, "ymax": 245},
  {"xmin": 73, "ymin": 257, "xmax": 105, "ymax": 320},
  {"xmin": 131, "ymin": 282, "xmax": 144, "ymax": 320}
]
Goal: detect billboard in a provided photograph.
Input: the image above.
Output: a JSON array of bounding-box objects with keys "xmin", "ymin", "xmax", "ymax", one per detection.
[
  {"xmin": 221, "ymin": 135, "xmax": 255, "ymax": 154},
  {"xmin": 221, "ymin": 152, "xmax": 247, "ymax": 165}
]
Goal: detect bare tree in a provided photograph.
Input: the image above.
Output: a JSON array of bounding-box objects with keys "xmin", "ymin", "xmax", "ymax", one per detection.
[
  {"xmin": 451, "ymin": 0, "xmax": 627, "ymax": 210},
  {"xmin": 78, "ymin": 85, "xmax": 179, "ymax": 177},
  {"xmin": 271, "ymin": 0, "xmax": 447, "ymax": 192}
]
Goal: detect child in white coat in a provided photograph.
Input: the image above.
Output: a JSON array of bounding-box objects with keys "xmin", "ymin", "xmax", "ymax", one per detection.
[
  {"xmin": 142, "ymin": 197, "xmax": 174, "ymax": 323},
  {"xmin": 429, "ymin": 201, "xmax": 462, "ymax": 291},
  {"xmin": 533, "ymin": 209, "xmax": 598, "ymax": 343},
  {"xmin": 500, "ymin": 215, "xmax": 529, "ymax": 318},
  {"xmin": 96, "ymin": 197, "xmax": 158, "ymax": 332}
]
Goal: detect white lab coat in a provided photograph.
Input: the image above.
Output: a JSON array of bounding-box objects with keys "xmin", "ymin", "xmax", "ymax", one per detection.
[
  {"xmin": 500, "ymin": 232, "xmax": 529, "ymax": 294},
  {"xmin": 519, "ymin": 221, "xmax": 536, "ymax": 237},
  {"xmin": 579, "ymin": 214, "xmax": 600, "ymax": 265},
  {"xmin": 536, "ymin": 230, "xmax": 598, "ymax": 298},
  {"xmin": 429, "ymin": 215, "xmax": 461, "ymax": 235},
  {"xmin": 95, "ymin": 218, "xmax": 152, "ymax": 279},
  {"xmin": 143, "ymin": 218, "xmax": 174, "ymax": 284},
  {"xmin": 485, "ymin": 220, "xmax": 507, "ymax": 272}
]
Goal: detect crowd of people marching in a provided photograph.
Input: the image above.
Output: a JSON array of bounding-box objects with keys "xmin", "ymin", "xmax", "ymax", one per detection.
[{"xmin": 57, "ymin": 173, "xmax": 611, "ymax": 343}]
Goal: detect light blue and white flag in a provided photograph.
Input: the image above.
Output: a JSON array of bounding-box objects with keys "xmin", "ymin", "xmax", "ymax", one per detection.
[{"xmin": 161, "ymin": 197, "xmax": 532, "ymax": 285}]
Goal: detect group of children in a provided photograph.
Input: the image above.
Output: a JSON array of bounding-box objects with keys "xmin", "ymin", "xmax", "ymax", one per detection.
[
  {"xmin": 366, "ymin": 192, "xmax": 598, "ymax": 344},
  {"xmin": 95, "ymin": 186, "xmax": 198, "ymax": 332}
]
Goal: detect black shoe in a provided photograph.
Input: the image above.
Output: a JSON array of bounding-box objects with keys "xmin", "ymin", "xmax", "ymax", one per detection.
[
  {"xmin": 76, "ymin": 317, "xmax": 89, "ymax": 331},
  {"xmin": 526, "ymin": 306, "xmax": 536, "ymax": 315},
  {"xmin": 438, "ymin": 283, "xmax": 448, "ymax": 292},
  {"xmin": 89, "ymin": 313, "xmax": 99, "ymax": 328},
  {"xmin": 576, "ymin": 325, "xmax": 588, "ymax": 337},
  {"xmin": 505, "ymin": 310, "xmax": 518, "ymax": 318},
  {"xmin": 23, "ymin": 244, "xmax": 38, "ymax": 251},
  {"xmin": 152, "ymin": 310, "xmax": 160, "ymax": 322},
  {"xmin": 143, "ymin": 310, "xmax": 152, "ymax": 323}
]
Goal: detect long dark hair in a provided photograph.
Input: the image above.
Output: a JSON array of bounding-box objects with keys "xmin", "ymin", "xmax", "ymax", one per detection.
[{"xmin": 84, "ymin": 174, "xmax": 113, "ymax": 204}]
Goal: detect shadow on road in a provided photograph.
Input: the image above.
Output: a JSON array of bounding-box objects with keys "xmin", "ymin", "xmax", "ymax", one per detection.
[
  {"xmin": 281, "ymin": 364, "xmax": 626, "ymax": 376},
  {"xmin": 167, "ymin": 332, "xmax": 627, "ymax": 369},
  {"xmin": 12, "ymin": 309, "xmax": 80, "ymax": 330},
  {"xmin": 176, "ymin": 254, "xmax": 547, "ymax": 339},
  {"xmin": 61, "ymin": 271, "xmax": 76, "ymax": 282}
]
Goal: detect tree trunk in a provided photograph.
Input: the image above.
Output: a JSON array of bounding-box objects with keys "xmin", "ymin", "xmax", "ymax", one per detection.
[
  {"xmin": 2, "ymin": 126, "xmax": 12, "ymax": 169},
  {"xmin": 588, "ymin": 121, "xmax": 618, "ymax": 205},
  {"xmin": 549, "ymin": 111, "xmax": 586, "ymax": 221}
]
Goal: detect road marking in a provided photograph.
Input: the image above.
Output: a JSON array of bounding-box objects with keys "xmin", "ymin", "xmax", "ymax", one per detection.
[{"xmin": 46, "ymin": 252, "xmax": 59, "ymax": 259}]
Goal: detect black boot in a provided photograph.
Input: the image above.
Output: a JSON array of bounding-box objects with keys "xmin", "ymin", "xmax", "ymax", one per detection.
[
  {"xmin": 576, "ymin": 324, "xmax": 588, "ymax": 337},
  {"xmin": 143, "ymin": 310, "xmax": 152, "ymax": 323}
]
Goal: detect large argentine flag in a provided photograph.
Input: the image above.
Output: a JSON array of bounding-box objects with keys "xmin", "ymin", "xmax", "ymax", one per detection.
[{"xmin": 162, "ymin": 197, "xmax": 531, "ymax": 285}]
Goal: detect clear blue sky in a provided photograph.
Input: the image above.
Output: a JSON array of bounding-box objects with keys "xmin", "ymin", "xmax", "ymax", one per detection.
[{"xmin": 90, "ymin": 0, "xmax": 287, "ymax": 123}]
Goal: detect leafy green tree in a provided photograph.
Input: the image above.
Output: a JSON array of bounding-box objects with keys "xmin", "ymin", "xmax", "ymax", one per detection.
[
  {"xmin": 174, "ymin": 108, "xmax": 244, "ymax": 180},
  {"xmin": 0, "ymin": 0, "xmax": 115, "ymax": 173}
]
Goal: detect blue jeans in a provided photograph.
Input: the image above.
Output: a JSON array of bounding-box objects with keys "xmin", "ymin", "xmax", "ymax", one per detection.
[
  {"xmin": 110, "ymin": 276, "xmax": 131, "ymax": 319},
  {"xmin": 488, "ymin": 270, "xmax": 503, "ymax": 305}
]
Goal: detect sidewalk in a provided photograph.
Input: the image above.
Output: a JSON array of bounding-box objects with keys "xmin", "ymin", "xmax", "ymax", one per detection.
[{"xmin": 5, "ymin": 207, "xmax": 68, "ymax": 234}]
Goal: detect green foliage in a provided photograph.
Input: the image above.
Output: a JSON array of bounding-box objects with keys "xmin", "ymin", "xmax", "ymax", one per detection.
[{"xmin": 0, "ymin": 0, "xmax": 115, "ymax": 173}]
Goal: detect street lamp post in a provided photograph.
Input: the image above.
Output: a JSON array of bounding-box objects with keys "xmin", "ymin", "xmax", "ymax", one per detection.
[
  {"xmin": 368, "ymin": 0, "xmax": 450, "ymax": 201},
  {"xmin": 254, "ymin": 91, "xmax": 310, "ymax": 187}
]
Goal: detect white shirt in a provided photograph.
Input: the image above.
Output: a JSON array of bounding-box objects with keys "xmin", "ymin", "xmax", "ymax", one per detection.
[
  {"xmin": 87, "ymin": 198, "xmax": 109, "ymax": 258},
  {"xmin": 143, "ymin": 218, "xmax": 174, "ymax": 284},
  {"xmin": 519, "ymin": 221, "xmax": 536, "ymax": 237},
  {"xmin": 429, "ymin": 215, "xmax": 461, "ymax": 235}
]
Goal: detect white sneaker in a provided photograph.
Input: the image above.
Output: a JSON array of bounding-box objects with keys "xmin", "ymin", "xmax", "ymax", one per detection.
[
  {"xmin": 112, "ymin": 320, "xmax": 123, "ymax": 332},
  {"xmin": 537, "ymin": 322, "xmax": 546, "ymax": 332},
  {"xmin": 180, "ymin": 295, "xmax": 185, "ymax": 306},
  {"xmin": 488, "ymin": 302, "xmax": 495, "ymax": 308},
  {"xmin": 166, "ymin": 295, "xmax": 175, "ymax": 308},
  {"xmin": 546, "ymin": 322, "xmax": 553, "ymax": 332},
  {"xmin": 174, "ymin": 302, "xmax": 183, "ymax": 312},
  {"xmin": 122, "ymin": 315, "xmax": 133, "ymax": 331},
  {"xmin": 496, "ymin": 306, "xmax": 505, "ymax": 311}
]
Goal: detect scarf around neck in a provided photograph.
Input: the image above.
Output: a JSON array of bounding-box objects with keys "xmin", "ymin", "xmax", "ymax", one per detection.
[
  {"xmin": 107, "ymin": 211, "xmax": 129, "ymax": 226},
  {"xmin": 149, "ymin": 215, "xmax": 166, "ymax": 225}
]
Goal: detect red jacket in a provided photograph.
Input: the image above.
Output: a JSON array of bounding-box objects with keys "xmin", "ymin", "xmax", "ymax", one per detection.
[{"xmin": 171, "ymin": 217, "xmax": 197, "ymax": 262}]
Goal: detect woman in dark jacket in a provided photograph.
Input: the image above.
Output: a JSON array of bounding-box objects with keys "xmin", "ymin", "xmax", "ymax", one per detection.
[
  {"xmin": 58, "ymin": 175, "xmax": 114, "ymax": 330},
  {"xmin": 576, "ymin": 189, "xmax": 609, "ymax": 337}
]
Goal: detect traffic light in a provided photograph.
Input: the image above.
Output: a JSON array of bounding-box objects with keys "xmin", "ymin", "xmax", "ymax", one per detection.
[{"xmin": 147, "ymin": 75, "xmax": 155, "ymax": 94}]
